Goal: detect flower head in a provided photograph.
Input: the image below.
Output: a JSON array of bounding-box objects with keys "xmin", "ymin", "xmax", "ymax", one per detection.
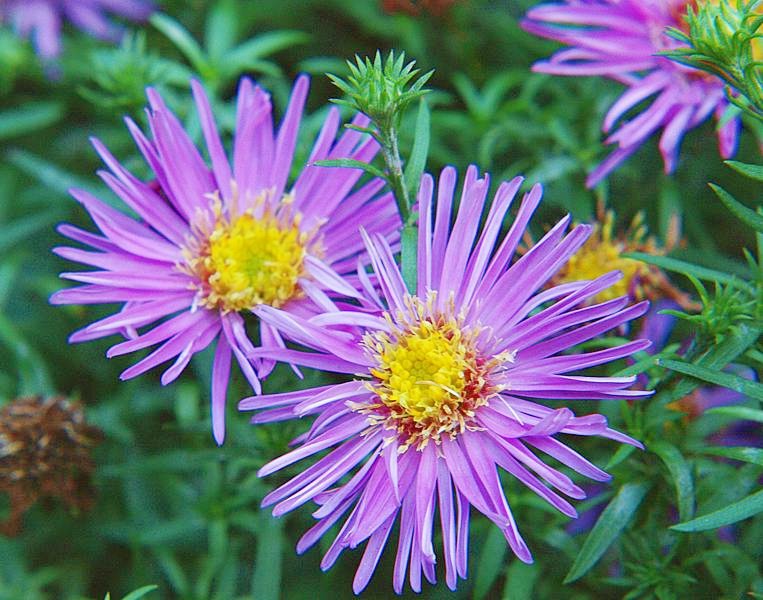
[
  {"xmin": 522, "ymin": 1, "xmax": 743, "ymax": 186},
  {"xmin": 241, "ymin": 166, "xmax": 652, "ymax": 594},
  {"xmin": 0, "ymin": 396, "xmax": 101, "ymax": 535},
  {"xmin": 51, "ymin": 76, "xmax": 398, "ymax": 445},
  {"xmin": 0, "ymin": 0, "xmax": 154, "ymax": 59},
  {"xmin": 551, "ymin": 204, "xmax": 696, "ymax": 309}
]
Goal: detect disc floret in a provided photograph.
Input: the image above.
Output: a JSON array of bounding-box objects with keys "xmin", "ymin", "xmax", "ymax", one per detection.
[
  {"xmin": 358, "ymin": 294, "xmax": 508, "ymax": 451},
  {"xmin": 182, "ymin": 190, "xmax": 310, "ymax": 313}
]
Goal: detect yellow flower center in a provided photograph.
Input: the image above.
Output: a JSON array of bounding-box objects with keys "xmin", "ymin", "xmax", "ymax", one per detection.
[
  {"xmin": 358, "ymin": 296, "xmax": 507, "ymax": 451},
  {"xmin": 555, "ymin": 212, "xmax": 647, "ymax": 304},
  {"xmin": 558, "ymin": 238, "xmax": 644, "ymax": 304},
  {"xmin": 182, "ymin": 193, "xmax": 308, "ymax": 313}
]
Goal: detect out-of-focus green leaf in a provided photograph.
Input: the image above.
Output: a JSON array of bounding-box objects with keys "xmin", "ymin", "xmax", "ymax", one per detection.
[
  {"xmin": 121, "ymin": 585, "xmax": 159, "ymax": 600},
  {"xmin": 651, "ymin": 441, "xmax": 695, "ymax": 521},
  {"xmin": 151, "ymin": 13, "xmax": 210, "ymax": 75},
  {"xmin": 672, "ymin": 489, "xmax": 763, "ymax": 532},
  {"xmin": 0, "ymin": 313, "xmax": 53, "ymax": 396},
  {"xmin": 205, "ymin": 0, "xmax": 238, "ymax": 59},
  {"xmin": 501, "ymin": 560, "xmax": 539, "ymax": 600},
  {"xmin": 474, "ymin": 526, "xmax": 508, "ymax": 600},
  {"xmin": 0, "ymin": 101, "xmax": 63, "ymax": 140},
  {"xmin": 702, "ymin": 446, "xmax": 763, "ymax": 466},
  {"xmin": 564, "ymin": 482, "xmax": 650, "ymax": 583},
  {"xmin": 7, "ymin": 149, "xmax": 100, "ymax": 197},
  {"xmin": 0, "ymin": 210, "xmax": 63, "ymax": 254},
  {"xmin": 706, "ymin": 406, "xmax": 763, "ymax": 423},
  {"xmin": 251, "ymin": 513, "xmax": 283, "ymax": 600},
  {"xmin": 606, "ymin": 444, "xmax": 637, "ymax": 469},
  {"xmin": 223, "ymin": 31, "xmax": 309, "ymax": 74},
  {"xmin": 659, "ymin": 359, "xmax": 763, "ymax": 402}
]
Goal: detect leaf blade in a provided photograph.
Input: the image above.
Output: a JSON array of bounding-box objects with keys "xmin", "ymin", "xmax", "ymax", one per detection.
[
  {"xmin": 659, "ymin": 359, "xmax": 763, "ymax": 403},
  {"xmin": 709, "ymin": 183, "xmax": 763, "ymax": 233},
  {"xmin": 403, "ymin": 98, "xmax": 430, "ymax": 200},
  {"xmin": 671, "ymin": 489, "xmax": 763, "ymax": 532},
  {"xmin": 564, "ymin": 482, "xmax": 649, "ymax": 583},
  {"xmin": 651, "ymin": 441, "xmax": 695, "ymax": 521}
]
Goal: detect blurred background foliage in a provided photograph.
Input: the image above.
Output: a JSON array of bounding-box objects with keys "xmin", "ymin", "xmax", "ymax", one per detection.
[{"xmin": 0, "ymin": 0, "xmax": 761, "ymax": 598}]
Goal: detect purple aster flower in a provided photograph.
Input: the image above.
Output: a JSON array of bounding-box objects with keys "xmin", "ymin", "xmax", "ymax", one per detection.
[
  {"xmin": 51, "ymin": 76, "xmax": 398, "ymax": 445},
  {"xmin": 1, "ymin": 0, "xmax": 154, "ymax": 59},
  {"xmin": 522, "ymin": 1, "xmax": 741, "ymax": 187},
  {"xmin": 241, "ymin": 166, "xmax": 652, "ymax": 594}
]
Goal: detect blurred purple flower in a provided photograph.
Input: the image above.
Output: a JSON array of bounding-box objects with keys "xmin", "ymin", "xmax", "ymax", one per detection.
[
  {"xmin": 51, "ymin": 76, "xmax": 398, "ymax": 445},
  {"xmin": 242, "ymin": 166, "xmax": 651, "ymax": 594},
  {"xmin": 522, "ymin": 1, "xmax": 740, "ymax": 186},
  {"xmin": 1, "ymin": 0, "xmax": 154, "ymax": 59}
]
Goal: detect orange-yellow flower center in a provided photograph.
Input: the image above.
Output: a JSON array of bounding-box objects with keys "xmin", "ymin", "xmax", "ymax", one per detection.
[
  {"xmin": 557, "ymin": 237, "xmax": 645, "ymax": 303},
  {"xmin": 555, "ymin": 213, "xmax": 647, "ymax": 303},
  {"xmin": 358, "ymin": 296, "xmax": 507, "ymax": 451},
  {"xmin": 183, "ymin": 195, "xmax": 308, "ymax": 313}
]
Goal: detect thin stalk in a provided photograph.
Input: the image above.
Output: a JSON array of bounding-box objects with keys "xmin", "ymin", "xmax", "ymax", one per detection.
[{"xmin": 378, "ymin": 124, "xmax": 418, "ymax": 294}]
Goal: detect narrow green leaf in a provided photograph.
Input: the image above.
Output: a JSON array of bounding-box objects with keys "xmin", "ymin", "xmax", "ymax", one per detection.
[
  {"xmin": 709, "ymin": 183, "xmax": 763, "ymax": 233},
  {"xmin": 312, "ymin": 158, "xmax": 386, "ymax": 180},
  {"xmin": 474, "ymin": 526, "xmax": 508, "ymax": 600},
  {"xmin": 401, "ymin": 223, "xmax": 417, "ymax": 295},
  {"xmin": 564, "ymin": 482, "xmax": 649, "ymax": 583},
  {"xmin": 725, "ymin": 159, "xmax": 763, "ymax": 181},
  {"xmin": 605, "ymin": 444, "xmax": 637, "ymax": 469},
  {"xmin": 121, "ymin": 585, "xmax": 159, "ymax": 600},
  {"xmin": 703, "ymin": 446, "xmax": 763, "ymax": 466},
  {"xmin": 403, "ymin": 98, "xmax": 430, "ymax": 200},
  {"xmin": 0, "ymin": 101, "xmax": 63, "ymax": 140},
  {"xmin": 7, "ymin": 149, "xmax": 100, "ymax": 197},
  {"xmin": 153, "ymin": 548, "xmax": 189, "ymax": 596},
  {"xmin": 225, "ymin": 31, "xmax": 309, "ymax": 68},
  {"xmin": 651, "ymin": 441, "xmax": 695, "ymax": 521},
  {"xmin": 205, "ymin": 0, "xmax": 237, "ymax": 59},
  {"xmin": 151, "ymin": 14, "xmax": 209, "ymax": 74},
  {"xmin": 0, "ymin": 210, "xmax": 63, "ymax": 255},
  {"xmin": 251, "ymin": 514, "xmax": 283, "ymax": 600},
  {"xmin": 659, "ymin": 359, "xmax": 763, "ymax": 402},
  {"xmin": 624, "ymin": 252, "xmax": 749, "ymax": 288},
  {"xmin": 501, "ymin": 561, "xmax": 539, "ymax": 600},
  {"xmin": 671, "ymin": 489, "xmax": 763, "ymax": 532},
  {"xmin": 0, "ymin": 313, "xmax": 53, "ymax": 396},
  {"xmin": 705, "ymin": 406, "xmax": 763, "ymax": 423}
]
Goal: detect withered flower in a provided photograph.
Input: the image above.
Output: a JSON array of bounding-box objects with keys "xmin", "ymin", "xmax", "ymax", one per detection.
[
  {"xmin": 551, "ymin": 202, "xmax": 697, "ymax": 311},
  {"xmin": 0, "ymin": 396, "xmax": 101, "ymax": 536}
]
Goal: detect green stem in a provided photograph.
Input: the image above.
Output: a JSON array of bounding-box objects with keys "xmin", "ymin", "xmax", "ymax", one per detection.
[
  {"xmin": 380, "ymin": 125, "xmax": 411, "ymax": 224},
  {"xmin": 378, "ymin": 123, "xmax": 418, "ymax": 294}
]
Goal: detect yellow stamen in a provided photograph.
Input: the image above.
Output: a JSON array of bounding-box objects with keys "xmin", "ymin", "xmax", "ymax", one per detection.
[
  {"xmin": 357, "ymin": 294, "xmax": 508, "ymax": 451},
  {"xmin": 555, "ymin": 211, "xmax": 646, "ymax": 303},
  {"xmin": 181, "ymin": 190, "xmax": 309, "ymax": 313}
]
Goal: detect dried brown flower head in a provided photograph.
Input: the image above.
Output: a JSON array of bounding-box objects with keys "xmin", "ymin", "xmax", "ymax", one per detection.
[{"xmin": 0, "ymin": 395, "xmax": 102, "ymax": 536}]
